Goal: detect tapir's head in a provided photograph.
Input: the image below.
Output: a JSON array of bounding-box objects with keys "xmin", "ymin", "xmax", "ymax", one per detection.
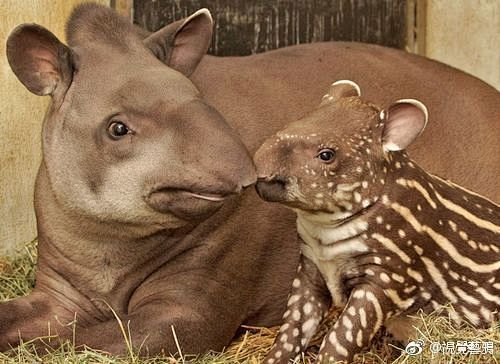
[
  {"xmin": 254, "ymin": 80, "xmax": 428, "ymax": 220},
  {"xmin": 7, "ymin": 4, "xmax": 256, "ymax": 229}
]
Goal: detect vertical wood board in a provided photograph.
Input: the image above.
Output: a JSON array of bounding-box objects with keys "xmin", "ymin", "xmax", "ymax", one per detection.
[{"xmin": 134, "ymin": 0, "xmax": 408, "ymax": 56}]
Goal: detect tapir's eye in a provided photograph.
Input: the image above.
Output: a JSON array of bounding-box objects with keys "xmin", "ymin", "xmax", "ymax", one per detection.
[
  {"xmin": 317, "ymin": 149, "xmax": 336, "ymax": 163},
  {"xmin": 107, "ymin": 121, "xmax": 130, "ymax": 139}
]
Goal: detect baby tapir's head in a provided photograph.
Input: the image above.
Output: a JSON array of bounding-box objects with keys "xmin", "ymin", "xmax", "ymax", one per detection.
[{"xmin": 254, "ymin": 80, "xmax": 428, "ymax": 220}]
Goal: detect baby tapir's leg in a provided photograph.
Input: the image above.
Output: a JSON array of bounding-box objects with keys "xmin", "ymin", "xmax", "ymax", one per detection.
[
  {"xmin": 264, "ymin": 254, "xmax": 331, "ymax": 363},
  {"xmin": 316, "ymin": 284, "xmax": 395, "ymax": 363}
]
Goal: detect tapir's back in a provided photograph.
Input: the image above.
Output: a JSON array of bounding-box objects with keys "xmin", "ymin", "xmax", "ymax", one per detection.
[{"xmin": 192, "ymin": 41, "xmax": 499, "ymax": 201}]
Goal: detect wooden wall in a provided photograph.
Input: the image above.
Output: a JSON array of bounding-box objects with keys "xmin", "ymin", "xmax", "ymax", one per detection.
[
  {"xmin": 0, "ymin": 0, "xmax": 109, "ymax": 255},
  {"xmin": 134, "ymin": 0, "xmax": 409, "ymax": 55},
  {"xmin": 425, "ymin": 0, "xmax": 499, "ymax": 89}
]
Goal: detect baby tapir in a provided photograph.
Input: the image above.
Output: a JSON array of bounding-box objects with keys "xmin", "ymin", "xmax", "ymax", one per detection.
[{"xmin": 254, "ymin": 80, "xmax": 500, "ymax": 363}]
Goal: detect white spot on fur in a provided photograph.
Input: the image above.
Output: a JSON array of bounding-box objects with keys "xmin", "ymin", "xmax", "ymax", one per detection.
[
  {"xmin": 391, "ymin": 273, "xmax": 405, "ymax": 283},
  {"xmin": 380, "ymin": 272, "xmax": 391, "ymax": 283},
  {"xmin": 288, "ymin": 295, "xmax": 300, "ymax": 306},
  {"xmin": 303, "ymin": 302, "xmax": 313, "ymax": 315},
  {"xmin": 356, "ymin": 330, "xmax": 363, "ymax": 347},
  {"xmin": 302, "ymin": 317, "xmax": 317, "ymax": 335},
  {"xmin": 359, "ymin": 307, "xmax": 367, "ymax": 328},
  {"xmin": 365, "ymin": 268, "xmax": 375, "ymax": 276},
  {"xmin": 280, "ymin": 323, "xmax": 290, "ymax": 332},
  {"xmin": 407, "ymin": 268, "xmax": 424, "ymax": 283}
]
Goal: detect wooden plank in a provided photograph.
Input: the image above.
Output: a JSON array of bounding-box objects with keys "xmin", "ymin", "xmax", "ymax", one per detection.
[
  {"xmin": 425, "ymin": 0, "xmax": 498, "ymax": 89},
  {"xmin": 111, "ymin": 0, "xmax": 134, "ymax": 20},
  {"xmin": 134, "ymin": 0, "xmax": 408, "ymax": 56},
  {"xmin": 0, "ymin": 0, "xmax": 110, "ymax": 255},
  {"xmin": 415, "ymin": 0, "xmax": 426, "ymax": 55}
]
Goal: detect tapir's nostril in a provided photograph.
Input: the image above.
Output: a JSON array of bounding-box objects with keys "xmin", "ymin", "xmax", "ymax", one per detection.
[{"xmin": 255, "ymin": 176, "xmax": 287, "ymax": 202}]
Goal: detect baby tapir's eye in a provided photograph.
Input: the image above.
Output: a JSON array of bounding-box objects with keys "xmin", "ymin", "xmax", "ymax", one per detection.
[
  {"xmin": 107, "ymin": 121, "xmax": 130, "ymax": 139},
  {"xmin": 317, "ymin": 149, "xmax": 336, "ymax": 163}
]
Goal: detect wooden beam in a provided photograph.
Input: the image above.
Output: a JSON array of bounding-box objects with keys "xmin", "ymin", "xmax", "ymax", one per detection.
[
  {"xmin": 111, "ymin": 0, "xmax": 133, "ymax": 20},
  {"xmin": 406, "ymin": 0, "xmax": 427, "ymax": 55}
]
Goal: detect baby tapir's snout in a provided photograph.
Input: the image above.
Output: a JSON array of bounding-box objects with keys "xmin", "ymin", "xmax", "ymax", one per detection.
[
  {"xmin": 254, "ymin": 139, "xmax": 290, "ymax": 202},
  {"xmin": 255, "ymin": 176, "xmax": 287, "ymax": 202},
  {"xmin": 254, "ymin": 80, "xmax": 368, "ymax": 213}
]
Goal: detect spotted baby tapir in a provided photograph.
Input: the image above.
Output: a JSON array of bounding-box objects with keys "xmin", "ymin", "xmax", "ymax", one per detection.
[{"xmin": 254, "ymin": 80, "xmax": 500, "ymax": 363}]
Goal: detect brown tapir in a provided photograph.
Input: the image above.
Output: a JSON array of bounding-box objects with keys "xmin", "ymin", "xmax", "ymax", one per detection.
[
  {"xmin": 254, "ymin": 80, "xmax": 499, "ymax": 363},
  {"xmin": 1, "ymin": 2, "xmax": 498, "ymax": 356}
]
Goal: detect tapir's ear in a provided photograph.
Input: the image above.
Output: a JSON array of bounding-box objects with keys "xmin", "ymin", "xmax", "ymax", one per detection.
[
  {"xmin": 144, "ymin": 9, "xmax": 213, "ymax": 77},
  {"xmin": 381, "ymin": 99, "xmax": 428, "ymax": 152},
  {"xmin": 6, "ymin": 24, "xmax": 73, "ymax": 97},
  {"xmin": 320, "ymin": 80, "xmax": 361, "ymax": 106}
]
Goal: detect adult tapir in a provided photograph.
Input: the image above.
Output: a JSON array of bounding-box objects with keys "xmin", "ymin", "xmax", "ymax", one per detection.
[{"xmin": 1, "ymin": 2, "xmax": 498, "ymax": 356}]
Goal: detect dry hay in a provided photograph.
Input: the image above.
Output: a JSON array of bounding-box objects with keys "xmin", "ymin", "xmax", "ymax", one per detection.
[{"xmin": 0, "ymin": 240, "xmax": 498, "ymax": 363}]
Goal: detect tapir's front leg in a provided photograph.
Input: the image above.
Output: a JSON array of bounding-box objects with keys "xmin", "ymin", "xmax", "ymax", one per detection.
[
  {"xmin": 264, "ymin": 254, "xmax": 331, "ymax": 364},
  {"xmin": 316, "ymin": 284, "xmax": 395, "ymax": 363},
  {"xmin": 0, "ymin": 291, "xmax": 73, "ymax": 351},
  {"xmin": 0, "ymin": 286, "xmax": 249, "ymax": 355}
]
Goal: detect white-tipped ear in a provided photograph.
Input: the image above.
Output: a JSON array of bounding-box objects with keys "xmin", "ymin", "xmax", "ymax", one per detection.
[
  {"xmin": 332, "ymin": 80, "xmax": 361, "ymax": 96},
  {"xmin": 320, "ymin": 79, "xmax": 361, "ymax": 106},
  {"xmin": 382, "ymin": 99, "xmax": 428, "ymax": 152},
  {"xmin": 144, "ymin": 8, "xmax": 213, "ymax": 76}
]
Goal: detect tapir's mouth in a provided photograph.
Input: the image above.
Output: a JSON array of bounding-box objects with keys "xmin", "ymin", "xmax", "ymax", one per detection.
[
  {"xmin": 152, "ymin": 187, "xmax": 234, "ymax": 201},
  {"xmin": 186, "ymin": 192, "xmax": 228, "ymax": 202},
  {"xmin": 146, "ymin": 187, "xmax": 236, "ymax": 221}
]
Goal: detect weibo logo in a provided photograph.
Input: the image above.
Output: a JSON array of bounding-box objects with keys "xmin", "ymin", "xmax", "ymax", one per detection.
[{"xmin": 405, "ymin": 340, "xmax": 424, "ymax": 356}]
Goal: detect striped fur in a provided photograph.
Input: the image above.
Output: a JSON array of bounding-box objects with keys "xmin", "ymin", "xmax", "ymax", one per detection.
[{"xmin": 254, "ymin": 82, "xmax": 499, "ymax": 363}]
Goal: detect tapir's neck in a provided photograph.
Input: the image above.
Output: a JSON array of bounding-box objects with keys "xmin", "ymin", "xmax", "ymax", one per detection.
[{"xmin": 32, "ymin": 163, "xmax": 200, "ymax": 309}]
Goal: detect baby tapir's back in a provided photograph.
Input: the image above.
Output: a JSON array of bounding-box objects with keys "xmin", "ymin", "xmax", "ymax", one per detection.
[{"xmin": 359, "ymin": 152, "xmax": 500, "ymax": 328}]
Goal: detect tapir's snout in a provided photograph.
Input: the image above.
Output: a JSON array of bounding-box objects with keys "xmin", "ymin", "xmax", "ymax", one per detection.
[
  {"xmin": 145, "ymin": 100, "xmax": 257, "ymax": 221},
  {"xmin": 255, "ymin": 176, "xmax": 287, "ymax": 202},
  {"xmin": 254, "ymin": 134, "xmax": 289, "ymax": 203},
  {"xmin": 236, "ymin": 156, "xmax": 258, "ymax": 190},
  {"xmin": 145, "ymin": 155, "xmax": 255, "ymax": 221}
]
